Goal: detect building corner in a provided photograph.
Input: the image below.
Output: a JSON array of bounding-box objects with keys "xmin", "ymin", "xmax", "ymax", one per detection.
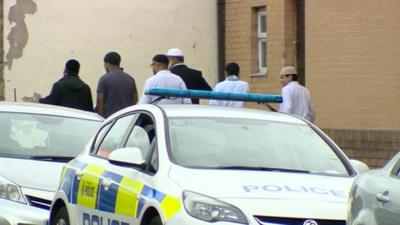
[{"xmin": 0, "ymin": 0, "xmax": 4, "ymax": 101}]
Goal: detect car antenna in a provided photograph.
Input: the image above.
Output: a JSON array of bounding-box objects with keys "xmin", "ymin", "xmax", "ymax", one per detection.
[
  {"xmin": 263, "ymin": 103, "xmax": 277, "ymax": 112},
  {"xmin": 151, "ymin": 96, "xmax": 167, "ymax": 104}
]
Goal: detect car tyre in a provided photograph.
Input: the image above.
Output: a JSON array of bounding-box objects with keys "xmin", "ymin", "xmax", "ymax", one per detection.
[
  {"xmin": 52, "ymin": 206, "xmax": 70, "ymax": 225},
  {"xmin": 148, "ymin": 215, "xmax": 162, "ymax": 225}
]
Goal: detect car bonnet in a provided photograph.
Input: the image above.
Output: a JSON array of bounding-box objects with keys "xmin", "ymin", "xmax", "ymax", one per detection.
[
  {"xmin": 169, "ymin": 164, "xmax": 354, "ymax": 203},
  {"xmin": 0, "ymin": 157, "xmax": 65, "ymax": 192}
]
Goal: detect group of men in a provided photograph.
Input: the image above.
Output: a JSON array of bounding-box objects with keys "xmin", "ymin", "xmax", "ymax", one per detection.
[
  {"xmin": 39, "ymin": 52, "xmax": 138, "ymax": 118},
  {"xmin": 39, "ymin": 48, "xmax": 314, "ymax": 123}
]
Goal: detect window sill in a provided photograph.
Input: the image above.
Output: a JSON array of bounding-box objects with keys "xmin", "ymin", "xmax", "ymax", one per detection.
[{"xmin": 250, "ymin": 71, "xmax": 267, "ymax": 77}]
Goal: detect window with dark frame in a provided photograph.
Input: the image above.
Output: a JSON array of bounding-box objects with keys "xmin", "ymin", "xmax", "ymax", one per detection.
[{"xmin": 257, "ymin": 7, "xmax": 267, "ymax": 73}]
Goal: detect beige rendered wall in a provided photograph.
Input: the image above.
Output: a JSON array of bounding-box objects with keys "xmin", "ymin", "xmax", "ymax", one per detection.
[
  {"xmin": 306, "ymin": 0, "xmax": 400, "ymax": 130},
  {"xmin": 3, "ymin": 0, "xmax": 218, "ymax": 102}
]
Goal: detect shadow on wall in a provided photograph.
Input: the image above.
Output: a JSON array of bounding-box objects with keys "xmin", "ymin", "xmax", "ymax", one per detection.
[{"xmin": 5, "ymin": 0, "xmax": 37, "ymax": 70}]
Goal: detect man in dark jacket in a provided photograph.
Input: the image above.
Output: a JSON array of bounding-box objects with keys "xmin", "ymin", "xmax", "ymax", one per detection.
[
  {"xmin": 39, "ymin": 59, "xmax": 94, "ymax": 112},
  {"xmin": 166, "ymin": 48, "xmax": 212, "ymax": 104}
]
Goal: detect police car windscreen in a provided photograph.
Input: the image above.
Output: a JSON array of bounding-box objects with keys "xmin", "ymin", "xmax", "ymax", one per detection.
[
  {"xmin": 0, "ymin": 112, "xmax": 101, "ymax": 159},
  {"xmin": 168, "ymin": 118, "xmax": 349, "ymax": 176}
]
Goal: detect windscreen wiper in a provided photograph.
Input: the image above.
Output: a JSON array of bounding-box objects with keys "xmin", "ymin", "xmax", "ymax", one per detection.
[
  {"xmin": 29, "ymin": 156, "xmax": 75, "ymax": 162},
  {"xmin": 215, "ymin": 166, "xmax": 311, "ymax": 174},
  {"xmin": 0, "ymin": 153, "xmax": 31, "ymax": 159}
]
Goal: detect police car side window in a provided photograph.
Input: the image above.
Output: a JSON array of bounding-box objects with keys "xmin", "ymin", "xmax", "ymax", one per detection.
[
  {"xmin": 97, "ymin": 115, "xmax": 136, "ymax": 158},
  {"xmin": 125, "ymin": 114, "xmax": 155, "ymax": 161},
  {"xmin": 389, "ymin": 157, "xmax": 400, "ymax": 177},
  {"xmin": 396, "ymin": 159, "xmax": 400, "ymax": 177},
  {"xmin": 92, "ymin": 123, "xmax": 112, "ymax": 153},
  {"xmin": 149, "ymin": 143, "xmax": 159, "ymax": 173},
  {"xmin": 125, "ymin": 126, "xmax": 150, "ymax": 157}
]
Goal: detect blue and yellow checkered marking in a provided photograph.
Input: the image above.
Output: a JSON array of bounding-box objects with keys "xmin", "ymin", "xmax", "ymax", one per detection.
[
  {"xmin": 77, "ymin": 164, "xmax": 105, "ymax": 209},
  {"xmin": 70, "ymin": 160, "xmax": 88, "ymax": 204},
  {"xmin": 136, "ymin": 185, "xmax": 166, "ymax": 218},
  {"xmin": 98, "ymin": 171, "xmax": 123, "ymax": 213},
  {"xmin": 61, "ymin": 160, "xmax": 182, "ymax": 220},
  {"xmin": 116, "ymin": 177, "xmax": 143, "ymax": 217},
  {"xmin": 160, "ymin": 194, "xmax": 182, "ymax": 219},
  {"xmin": 70, "ymin": 159, "xmax": 87, "ymax": 170},
  {"xmin": 59, "ymin": 160, "xmax": 88, "ymax": 204},
  {"xmin": 59, "ymin": 168, "xmax": 75, "ymax": 202}
]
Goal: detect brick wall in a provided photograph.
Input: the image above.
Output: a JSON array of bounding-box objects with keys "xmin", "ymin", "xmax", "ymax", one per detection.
[
  {"xmin": 323, "ymin": 129, "xmax": 400, "ymax": 168},
  {"xmin": 0, "ymin": 0, "xmax": 4, "ymax": 100},
  {"xmin": 225, "ymin": 0, "xmax": 400, "ymax": 168},
  {"xmin": 306, "ymin": 0, "xmax": 400, "ymax": 130},
  {"xmin": 306, "ymin": 0, "xmax": 400, "ymax": 167},
  {"xmin": 225, "ymin": 0, "xmax": 297, "ymax": 111}
]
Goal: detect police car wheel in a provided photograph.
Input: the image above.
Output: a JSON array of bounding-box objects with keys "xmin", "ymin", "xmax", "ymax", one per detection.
[
  {"xmin": 148, "ymin": 215, "xmax": 162, "ymax": 225},
  {"xmin": 52, "ymin": 207, "xmax": 70, "ymax": 225}
]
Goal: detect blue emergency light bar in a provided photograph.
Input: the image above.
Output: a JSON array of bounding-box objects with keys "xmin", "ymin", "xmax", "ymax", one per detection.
[{"xmin": 146, "ymin": 88, "xmax": 283, "ymax": 103}]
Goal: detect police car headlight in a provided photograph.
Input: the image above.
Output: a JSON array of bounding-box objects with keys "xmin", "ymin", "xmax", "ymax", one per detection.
[
  {"xmin": 0, "ymin": 176, "xmax": 26, "ymax": 204},
  {"xmin": 183, "ymin": 191, "xmax": 248, "ymax": 224}
]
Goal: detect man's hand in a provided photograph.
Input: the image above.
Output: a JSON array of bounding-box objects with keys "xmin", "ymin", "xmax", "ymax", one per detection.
[{"xmin": 22, "ymin": 92, "xmax": 42, "ymax": 102}]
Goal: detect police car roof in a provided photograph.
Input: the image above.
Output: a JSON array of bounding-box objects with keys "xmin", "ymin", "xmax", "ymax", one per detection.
[{"xmin": 0, "ymin": 101, "xmax": 103, "ymax": 121}]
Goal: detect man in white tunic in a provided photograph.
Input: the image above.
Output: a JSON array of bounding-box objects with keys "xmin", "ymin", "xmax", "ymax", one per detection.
[
  {"xmin": 278, "ymin": 66, "xmax": 315, "ymax": 123},
  {"xmin": 140, "ymin": 54, "xmax": 191, "ymax": 104},
  {"xmin": 209, "ymin": 62, "xmax": 249, "ymax": 108}
]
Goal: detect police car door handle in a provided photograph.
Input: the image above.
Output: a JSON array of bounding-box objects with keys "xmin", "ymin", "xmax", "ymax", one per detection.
[
  {"xmin": 376, "ymin": 192, "xmax": 390, "ymax": 203},
  {"xmin": 75, "ymin": 169, "xmax": 84, "ymax": 180},
  {"xmin": 102, "ymin": 178, "xmax": 113, "ymax": 190}
]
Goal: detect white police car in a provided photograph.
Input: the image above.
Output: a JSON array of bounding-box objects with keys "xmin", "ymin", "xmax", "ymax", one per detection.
[
  {"xmin": 49, "ymin": 89, "xmax": 368, "ymax": 225},
  {"xmin": 0, "ymin": 102, "xmax": 103, "ymax": 225}
]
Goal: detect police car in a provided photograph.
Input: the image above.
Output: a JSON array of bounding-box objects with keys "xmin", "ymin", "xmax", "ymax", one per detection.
[
  {"xmin": 49, "ymin": 89, "xmax": 368, "ymax": 225},
  {"xmin": 0, "ymin": 102, "xmax": 103, "ymax": 225}
]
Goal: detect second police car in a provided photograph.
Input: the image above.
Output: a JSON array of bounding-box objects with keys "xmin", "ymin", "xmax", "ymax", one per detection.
[{"xmin": 49, "ymin": 89, "xmax": 369, "ymax": 225}]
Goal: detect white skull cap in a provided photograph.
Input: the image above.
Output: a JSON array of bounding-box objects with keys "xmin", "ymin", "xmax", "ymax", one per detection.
[{"xmin": 166, "ymin": 48, "xmax": 184, "ymax": 57}]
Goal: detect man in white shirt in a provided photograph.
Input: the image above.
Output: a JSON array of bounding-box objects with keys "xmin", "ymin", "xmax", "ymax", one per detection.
[
  {"xmin": 139, "ymin": 54, "xmax": 191, "ymax": 104},
  {"xmin": 278, "ymin": 66, "xmax": 315, "ymax": 122},
  {"xmin": 209, "ymin": 62, "xmax": 249, "ymax": 108}
]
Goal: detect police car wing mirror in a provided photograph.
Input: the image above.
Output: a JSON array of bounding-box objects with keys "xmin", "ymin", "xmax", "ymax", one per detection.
[
  {"xmin": 108, "ymin": 147, "xmax": 146, "ymax": 168},
  {"xmin": 350, "ymin": 159, "xmax": 369, "ymax": 174}
]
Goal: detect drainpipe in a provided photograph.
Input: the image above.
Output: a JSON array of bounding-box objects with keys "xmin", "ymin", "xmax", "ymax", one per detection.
[
  {"xmin": 296, "ymin": 0, "xmax": 305, "ymax": 85},
  {"xmin": 217, "ymin": 0, "xmax": 225, "ymax": 82}
]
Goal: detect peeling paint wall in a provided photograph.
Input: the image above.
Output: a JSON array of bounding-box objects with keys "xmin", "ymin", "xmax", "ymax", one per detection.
[
  {"xmin": 5, "ymin": 0, "xmax": 37, "ymax": 71},
  {"xmin": 3, "ymin": 0, "xmax": 218, "ymax": 102}
]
